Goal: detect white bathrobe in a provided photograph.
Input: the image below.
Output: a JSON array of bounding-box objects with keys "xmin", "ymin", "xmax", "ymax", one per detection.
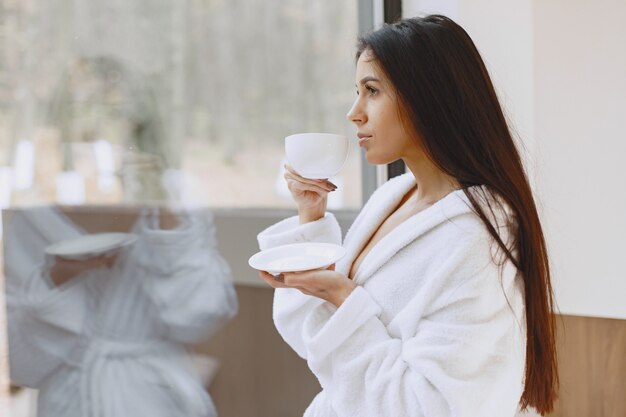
[
  {"xmin": 257, "ymin": 173, "xmax": 526, "ymax": 417},
  {"xmin": 5, "ymin": 206, "xmax": 238, "ymax": 417}
]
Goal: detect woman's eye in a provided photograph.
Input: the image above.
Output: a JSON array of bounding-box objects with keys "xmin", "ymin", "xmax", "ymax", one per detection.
[
  {"xmin": 355, "ymin": 86, "xmax": 378, "ymax": 96},
  {"xmin": 366, "ymin": 86, "xmax": 378, "ymax": 95}
]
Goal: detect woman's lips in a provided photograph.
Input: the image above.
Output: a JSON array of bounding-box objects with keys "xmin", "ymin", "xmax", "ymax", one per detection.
[{"xmin": 358, "ymin": 136, "xmax": 372, "ymax": 147}]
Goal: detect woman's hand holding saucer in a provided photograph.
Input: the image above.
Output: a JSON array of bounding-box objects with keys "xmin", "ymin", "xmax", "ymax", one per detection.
[
  {"xmin": 50, "ymin": 254, "xmax": 118, "ymax": 287},
  {"xmin": 257, "ymin": 264, "xmax": 356, "ymax": 308}
]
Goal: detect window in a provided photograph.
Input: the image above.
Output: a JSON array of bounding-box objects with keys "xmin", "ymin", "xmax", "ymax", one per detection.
[
  {"xmin": 0, "ymin": 2, "xmax": 378, "ymax": 414},
  {"xmin": 0, "ymin": 0, "xmax": 363, "ymax": 211}
]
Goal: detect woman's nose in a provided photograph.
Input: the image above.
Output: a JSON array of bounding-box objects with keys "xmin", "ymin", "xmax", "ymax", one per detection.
[{"xmin": 346, "ymin": 98, "xmax": 365, "ymax": 124}]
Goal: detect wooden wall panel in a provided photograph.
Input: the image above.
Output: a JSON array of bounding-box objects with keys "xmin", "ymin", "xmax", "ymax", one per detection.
[
  {"xmin": 197, "ymin": 286, "xmax": 319, "ymax": 417},
  {"xmin": 549, "ymin": 315, "xmax": 626, "ymax": 417}
]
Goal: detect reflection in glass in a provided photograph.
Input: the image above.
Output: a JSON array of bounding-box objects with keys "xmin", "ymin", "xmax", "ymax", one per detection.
[{"xmin": 4, "ymin": 206, "xmax": 237, "ymax": 416}]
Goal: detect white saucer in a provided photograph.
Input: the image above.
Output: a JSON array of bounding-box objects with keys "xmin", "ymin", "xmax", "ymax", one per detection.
[
  {"xmin": 248, "ymin": 242, "xmax": 346, "ymax": 275},
  {"xmin": 45, "ymin": 233, "xmax": 138, "ymax": 260}
]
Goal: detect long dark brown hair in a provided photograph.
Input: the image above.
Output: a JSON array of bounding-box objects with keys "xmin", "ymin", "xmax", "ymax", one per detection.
[{"xmin": 358, "ymin": 15, "xmax": 558, "ymax": 414}]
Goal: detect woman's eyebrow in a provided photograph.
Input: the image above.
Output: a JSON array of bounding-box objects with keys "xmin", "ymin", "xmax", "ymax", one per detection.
[{"xmin": 357, "ymin": 76, "xmax": 380, "ymax": 85}]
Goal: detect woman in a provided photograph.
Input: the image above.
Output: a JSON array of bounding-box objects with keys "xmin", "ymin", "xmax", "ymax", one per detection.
[{"xmin": 256, "ymin": 15, "xmax": 558, "ymax": 417}]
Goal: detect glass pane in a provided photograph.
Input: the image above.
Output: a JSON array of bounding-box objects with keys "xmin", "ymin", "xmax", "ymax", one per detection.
[
  {"xmin": 0, "ymin": 1, "xmax": 361, "ymax": 416},
  {"xmin": 0, "ymin": 0, "xmax": 361, "ymax": 210}
]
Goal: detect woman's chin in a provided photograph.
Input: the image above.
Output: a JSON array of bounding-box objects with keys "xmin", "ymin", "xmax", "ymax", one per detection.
[
  {"xmin": 364, "ymin": 151, "xmax": 393, "ymax": 166},
  {"xmin": 364, "ymin": 151, "xmax": 380, "ymax": 165}
]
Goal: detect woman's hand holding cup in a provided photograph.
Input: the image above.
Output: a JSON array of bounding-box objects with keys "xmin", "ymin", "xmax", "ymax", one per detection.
[
  {"xmin": 283, "ymin": 164, "xmax": 337, "ymax": 224},
  {"xmin": 283, "ymin": 132, "xmax": 348, "ymax": 224}
]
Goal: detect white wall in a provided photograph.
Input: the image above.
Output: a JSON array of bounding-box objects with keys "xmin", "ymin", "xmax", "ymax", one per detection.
[
  {"xmin": 403, "ymin": 1, "xmax": 535, "ymax": 161},
  {"xmin": 403, "ymin": 0, "xmax": 626, "ymax": 319}
]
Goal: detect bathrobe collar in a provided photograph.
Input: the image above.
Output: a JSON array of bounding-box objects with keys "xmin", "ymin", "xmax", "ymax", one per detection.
[{"xmin": 337, "ymin": 173, "xmax": 474, "ymax": 284}]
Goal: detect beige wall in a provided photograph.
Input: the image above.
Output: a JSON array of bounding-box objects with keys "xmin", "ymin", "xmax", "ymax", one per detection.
[
  {"xmin": 403, "ymin": 0, "xmax": 626, "ymax": 320},
  {"xmin": 533, "ymin": 0, "xmax": 626, "ymax": 320}
]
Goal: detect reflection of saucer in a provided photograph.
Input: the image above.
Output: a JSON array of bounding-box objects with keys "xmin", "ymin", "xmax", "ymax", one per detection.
[
  {"xmin": 45, "ymin": 233, "xmax": 138, "ymax": 260},
  {"xmin": 248, "ymin": 242, "xmax": 346, "ymax": 275}
]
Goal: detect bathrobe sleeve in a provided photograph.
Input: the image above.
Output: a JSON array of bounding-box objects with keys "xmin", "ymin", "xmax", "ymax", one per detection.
[
  {"xmin": 4, "ymin": 211, "xmax": 89, "ymax": 388},
  {"xmin": 6, "ymin": 266, "xmax": 90, "ymax": 388},
  {"xmin": 257, "ymin": 213, "xmax": 342, "ymax": 359},
  {"xmin": 137, "ymin": 210, "xmax": 238, "ymax": 343},
  {"xmin": 300, "ymin": 231, "xmax": 526, "ymax": 417}
]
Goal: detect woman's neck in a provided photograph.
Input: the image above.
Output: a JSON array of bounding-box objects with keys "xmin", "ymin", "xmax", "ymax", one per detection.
[{"xmin": 403, "ymin": 156, "xmax": 461, "ymax": 205}]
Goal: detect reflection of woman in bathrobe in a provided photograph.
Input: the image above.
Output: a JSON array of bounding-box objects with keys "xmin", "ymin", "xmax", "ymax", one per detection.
[
  {"xmin": 255, "ymin": 16, "xmax": 558, "ymax": 417},
  {"xmin": 5, "ymin": 206, "xmax": 237, "ymax": 417}
]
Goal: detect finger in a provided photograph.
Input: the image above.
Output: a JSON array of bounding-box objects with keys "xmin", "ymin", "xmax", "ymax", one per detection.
[
  {"xmin": 56, "ymin": 256, "xmax": 82, "ymax": 264},
  {"xmin": 283, "ymin": 169, "xmax": 326, "ymax": 186},
  {"xmin": 326, "ymin": 264, "xmax": 336, "ymax": 271},
  {"xmin": 258, "ymin": 271, "xmax": 283, "ymax": 287},
  {"xmin": 257, "ymin": 271, "xmax": 290, "ymax": 288},
  {"xmin": 286, "ymin": 268, "xmax": 340, "ymax": 286},
  {"xmin": 287, "ymin": 179, "xmax": 331, "ymax": 196},
  {"xmin": 104, "ymin": 255, "xmax": 118, "ymax": 268},
  {"xmin": 284, "ymin": 171, "xmax": 335, "ymax": 191},
  {"xmin": 283, "ymin": 271, "xmax": 310, "ymax": 286},
  {"xmin": 86, "ymin": 256, "xmax": 109, "ymax": 267},
  {"xmin": 284, "ymin": 166, "xmax": 337, "ymax": 190},
  {"xmin": 91, "ymin": 254, "xmax": 109, "ymax": 262},
  {"xmin": 284, "ymin": 164, "xmax": 317, "ymax": 179},
  {"xmin": 289, "ymin": 180, "xmax": 330, "ymax": 196}
]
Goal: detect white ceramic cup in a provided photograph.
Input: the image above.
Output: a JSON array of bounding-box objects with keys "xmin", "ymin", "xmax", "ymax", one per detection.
[{"xmin": 285, "ymin": 133, "xmax": 349, "ymax": 179}]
